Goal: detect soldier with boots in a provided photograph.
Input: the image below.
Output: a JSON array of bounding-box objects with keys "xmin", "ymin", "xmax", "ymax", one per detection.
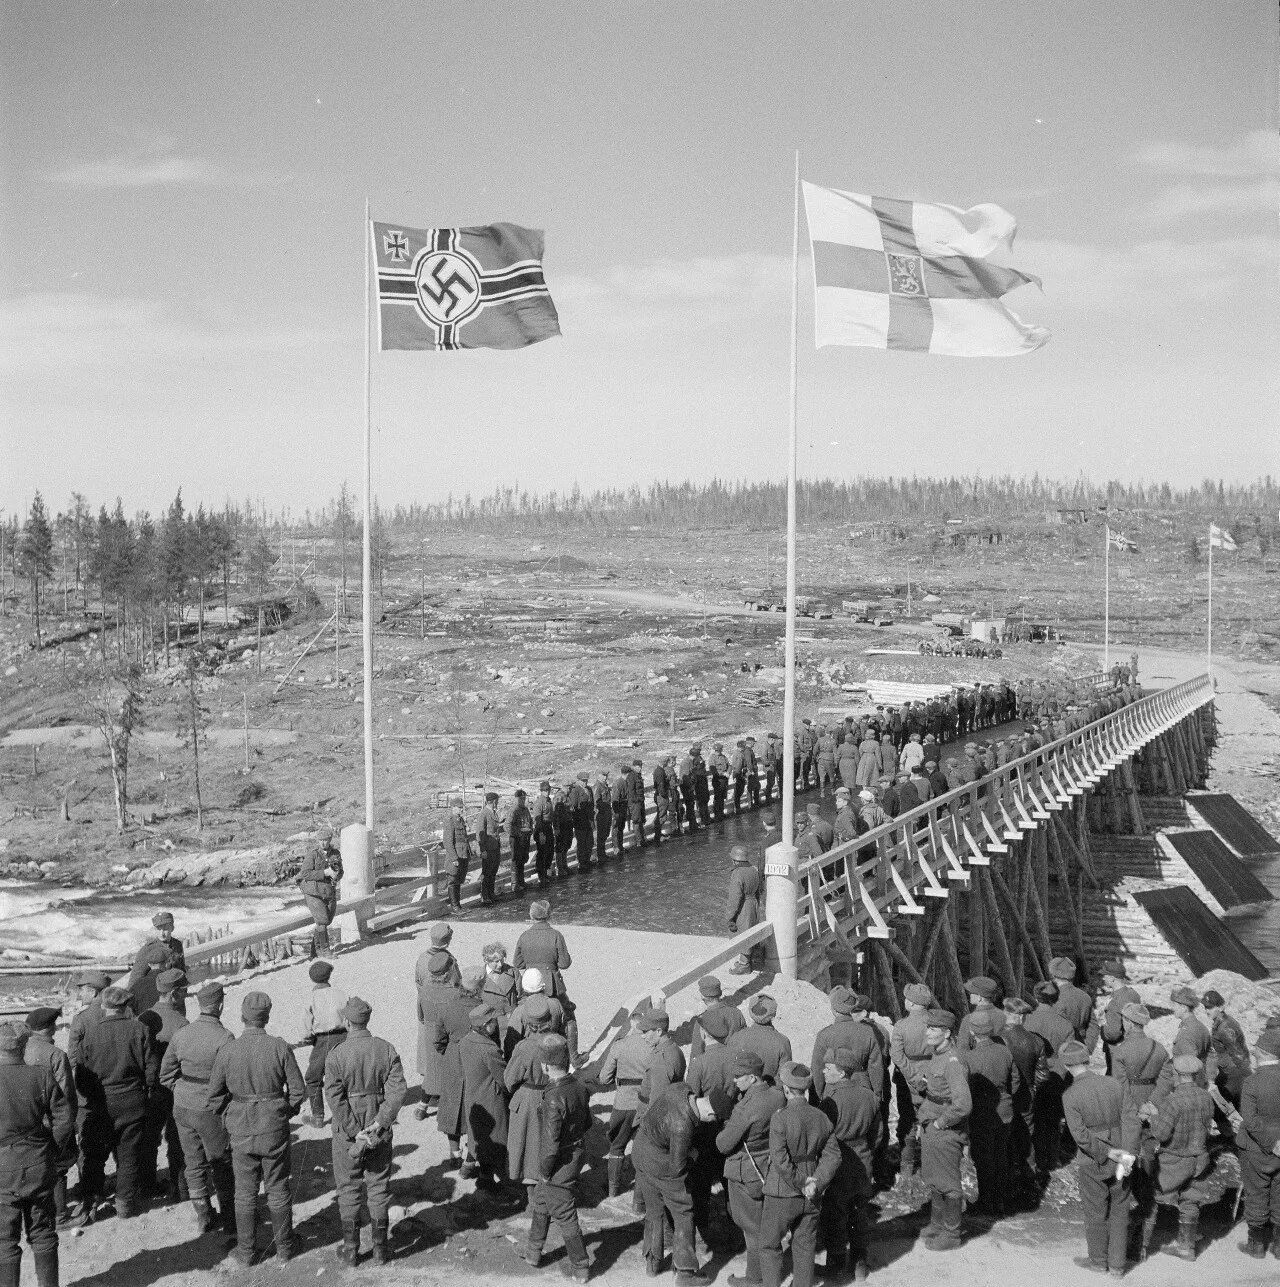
[
  {"xmin": 138, "ymin": 969, "xmax": 189, "ymax": 1203},
  {"xmin": 679, "ymin": 747, "xmax": 700, "ymax": 834},
  {"xmin": 728, "ymin": 742, "xmax": 746, "ymax": 816},
  {"xmin": 692, "ymin": 746, "xmax": 712, "ymax": 827},
  {"xmin": 160, "ymin": 982, "xmax": 235, "ymax": 1234},
  {"xmin": 533, "ymin": 782, "xmax": 555, "ymax": 886},
  {"xmin": 567, "ymin": 773, "xmax": 595, "ymax": 871},
  {"xmin": 913, "ymin": 1009, "xmax": 971, "ymax": 1251},
  {"xmin": 652, "ymin": 758, "xmax": 673, "ymax": 845},
  {"xmin": 959, "ymin": 1009, "xmax": 1017, "ymax": 1217},
  {"xmin": 762, "ymin": 733, "xmax": 781, "ymax": 806},
  {"xmin": 744, "ymin": 737, "xmax": 761, "ymax": 808},
  {"xmin": 1000, "ymin": 998, "xmax": 1042, "ymax": 1205},
  {"xmin": 479, "ymin": 792, "xmax": 504, "ymax": 902},
  {"xmin": 442, "ymin": 797, "xmax": 472, "ymax": 914},
  {"xmin": 506, "ymin": 789, "xmax": 533, "ymax": 892},
  {"xmin": 725, "ymin": 846, "xmax": 762, "ymax": 975},
  {"xmin": 818, "ymin": 1049, "xmax": 881, "ymax": 1281},
  {"xmin": 594, "ymin": 774, "xmax": 613, "ymax": 857},
  {"xmin": 890, "ymin": 983, "xmax": 934, "ymax": 1193},
  {"xmin": 515, "ymin": 904, "xmax": 581, "ymax": 1066},
  {"xmin": 299, "ymin": 960, "xmax": 347, "ymax": 1124},
  {"xmin": 599, "ymin": 1014, "xmax": 653, "ymax": 1201},
  {"xmin": 1141, "ymin": 1054, "xmax": 1214, "ymax": 1261},
  {"xmin": 627, "ymin": 760, "xmax": 648, "ymax": 848},
  {"xmin": 519, "ymin": 1035, "xmax": 593, "ymax": 1281},
  {"xmin": 0, "ymin": 1023, "xmax": 72, "ymax": 1287},
  {"xmin": 1110, "ymin": 1002, "xmax": 1165, "ymax": 1259},
  {"xmin": 296, "ymin": 842, "xmax": 343, "ymax": 957},
  {"xmin": 324, "ymin": 997, "xmax": 407, "ymax": 1266},
  {"xmin": 22, "ymin": 1008, "xmax": 79, "ymax": 1230},
  {"xmin": 208, "ymin": 992, "xmax": 306, "ymax": 1266},
  {"xmin": 1238, "ymin": 1028, "xmax": 1280, "ymax": 1259},
  {"xmin": 611, "ymin": 765, "xmax": 630, "ymax": 855}
]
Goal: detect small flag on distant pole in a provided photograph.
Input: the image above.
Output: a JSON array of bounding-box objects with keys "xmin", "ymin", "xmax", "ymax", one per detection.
[
  {"xmin": 802, "ymin": 182, "xmax": 1048, "ymax": 356},
  {"xmin": 1107, "ymin": 527, "xmax": 1137, "ymax": 552},
  {"xmin": 1209, "ymin": 523, "xmax": 1238, "ymax": 552},
  {"xmin": 373, "ymin": 221, "xmax": 560, "ymax": 351}
]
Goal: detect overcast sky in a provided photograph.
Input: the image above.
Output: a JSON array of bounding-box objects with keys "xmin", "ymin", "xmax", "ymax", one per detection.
[{"xmin": 2, "ymin": 0, "xmax": 1277, "ymax": 520}]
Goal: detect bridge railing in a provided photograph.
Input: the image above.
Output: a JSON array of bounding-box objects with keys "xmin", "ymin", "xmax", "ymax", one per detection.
[{"xmin": 793, "ymin": 674, "xmax": 1214, "ymax": 954}]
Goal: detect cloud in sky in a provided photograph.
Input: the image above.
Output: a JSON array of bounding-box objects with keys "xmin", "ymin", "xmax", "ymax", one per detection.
[
  {"xmin": 45, "ymin": 137, "xmax": 286, "ymax": 189},
  {"xmin": 1132, "ymin": 129, "xmax": 1280, "ymax": 179}
]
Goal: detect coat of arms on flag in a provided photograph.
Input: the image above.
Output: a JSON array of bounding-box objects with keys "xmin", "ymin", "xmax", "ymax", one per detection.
[
  {"xmin": 372, "ymin": 221, "xmax": 561, "ymax": 351},
  {"xmin": 802, "ymin": 182, "xmax": 1048, "ymax": 357}
]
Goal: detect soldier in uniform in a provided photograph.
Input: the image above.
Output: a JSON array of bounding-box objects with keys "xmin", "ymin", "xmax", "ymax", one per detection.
[
  {"xmin": 632, "ymin": 1076, "xmax": 714, "ymax": 1284},
  {"xmin": 911, "ymin": 1008, "xmax": 971, "ymax": 1251},
  {"xmin": 299, "ymin": 959, "xmax": 346, "ymax": 1124},
  {"xmin": 1061, "ymin": 1040, "xmax": 1131, "ymax": 1278},
  {"xmin": 515, "ymin": 903, "xmax": 579, "ymax": 1067},
  {"xmin": 506, "ymin": 970, "xmax": 567, "ymax": 1055},
  {"xmin": 814, "ymin": 727, "xmax": 837, "ymax": 798},
  {"xmin": 139, "ymin": 968, "xmax": 189, "ymax": 1202},
  {"xmin": 611, "ymin": 766, "xmax": 630, "ymax": 854},
  {"xmin": 796, "ymin": 719, "xmax": 817, "ymax": 789},
  {"xmin": 956, "ymin": 976, "xmax": 1006, "ymax": 1051},
  {"xmin": 708, "ymin": 743, "xmax": 729, "ymax": 820},
  {"xmin": 0, "ymin": 1022, "xmax": 72, "ymax": 1287},
  {"xmin": 460, "ymin": 1003, "xmax": 510, "ymax": 1191},
  {"xmin": 652, "ymin": 758, "xmax": 673, "ymax": 845},
  {"xmin": 324, "ymin": 996, "xmax": 407, "ymax": 1266},
  {"xmin": 759, "ymin": 1061, "xmax": 840, "ymax": 1287},
  {"xmin": 1155, "ymin": 987, "xmax": 1214, "ymax": 1100},
  {"xmin": 551, "ymin": 788, "xmax": 574, "ymax": 877},
  {"xmin": 796, "ymin": 803, "xmax": 833, "ymax": 864},
  {"xmin": 692, "ymin": 746, "xmax": 712, "ymax": 827},
  {"xmin": 890, "ymin": 983, "xmax": 934, "ymax": 1190},
  {"xmin": 76, "ymin": 985, "xmax": 157, "ymax": 1220},
  {"xmin": 479, "ymin": 791, "xmax": 504, "ymax": 902},
  {"xmin": 1000, "ymin": 997, "xmax": 1041, "ymax": 1204},
  {"xmin": 595, "ymin": 773, "xmax": 614, "ymax": 855},
  {"xmin": 567, "ymin": 773, "xmax": 595, "ymax": 872},
  {"xmin": 690, "ymin": 977, "xmax": 746, "ymax": 1060},
  {"xmin": 717, "ymin": 1049, "xmax": 784, "ymax": 1287},
  {"xmin": 686, "ymin": 1012, "xmax": 738, "ymax": 1249},
  {"xmin": 518, "ymin": 1034, "xmax": 593, "ymax": 1282},
  {"xmin": 729, "ymin": 741, "xmax": 748, "ymax": 815},
  {"xmin": 1140, "ymin": 1053, "xmax": 1214, "ymax": 1261},
  {"xmin": 744, "ymin": 737, "xmax": 760, "ymax": 808},
  {"xmin": 160, "ymin": 981, "xmax": 235, "ymax": 1234},
  {"xmin": 725, "ymin": 846, "xmax": 763, "ymax": 975},
  {"xmin": 126, "ymin": 911, "xmax": 186, "ymax": 1015},
  {"xmin": 1202, "ymin": 988, "xmax": 1251, "ymax": 1110},
  {"xmin": 441, "ymin": 796, "xmax": 472, "ymax": 915},
  {"xmin": 1094, "ymin": 960, "xmax": 1140, "ymax": 1072},
  {"xmin": 627, "ymin": 759, "xmax": 648, "ymax": 848},
  {"xmin": 638, "ymin": 1010, "xmax": 688, "ymax": 1115},
  {"xmin": 1049, "ymin": 957, "xmax": 1095, "ymax": 1047},
  {"xmin": 960, "ymin": 1009, "xmax": 1017, "ymax": 1217},
  {"xmin": 809, "ymin": 988, "xmax": 883, "ymax": 1103},
  {"xmin": 818, "ymin": 1047, "xmax": 882, "ymax": 1280},
  {"xmin": 505, "ymin": 997, "xmax": 554, "ymax": 1195},
  {"xmin": 296, "ymin": 841, "xmax": 344, "ymax": 956},
  {"xmin": 67, "ymin": 970, "xmax": 113, "ymax": 1070},
  {"xmin": 679, "ymin": 747, "xmax": 700, "ymax": 833},
  {"xmin": 1109, "ymin": 1002, "xmax": 1165, "ymax": 1258},
  {"xmin": 599, "ymin": 1013, "xmax": 654, "ymax": 1200},
  {"xmin": 207, "ymin": 991, "xmax": 306, "ymax": 1266},
  {"xmin": 532, "ymin": 782, "xmax": 555, "ymax": 885},
  {"xmin": 1025, "ymin": 980, "xmax": 1074, "ymax": 1181},
  {"xmin": 1237, "ymin": 1028, "xmax": 1280, "ymax": 1259},
  {"xmin": 507, "ymin": 789, "xmax": 533, "ymax": 892},
  {"xmin": 762, "ymin": 733, "xmax": 781, "ymax": 806},
  {"xmin": 728, "ymin": 996, "xmax": 792, "ymax": 1085},
  {"xmin": 22, "ymin": 1008, "xmax": 79, "ymax": 1231}
]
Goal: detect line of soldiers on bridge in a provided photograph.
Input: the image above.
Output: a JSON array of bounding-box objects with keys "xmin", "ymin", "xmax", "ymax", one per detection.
[
  {"xmin": 433, "ymin": 676, "xmax": 1140, "ymax": 913},
  {"xmin": 6, "ymin": 893, "xmax": 1278, "ymax": 1286}
]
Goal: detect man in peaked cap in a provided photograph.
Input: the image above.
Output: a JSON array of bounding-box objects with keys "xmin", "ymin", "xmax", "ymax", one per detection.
[
  {"xmin": 959, "ymin": 1008, "xmax": 1017, "ymax": 1217},
  {"xmin": 515, "ymin": 903, "xmax": 580, "ymax": 1065},
  {"xmin": 687, "ymin": 1009, "xmax": 739, "ymax": 1248},
  {"xmin": 1202, "ymin": 988, "xmax": 1251, "ymax": 1111},
  {"xmin": 507, "ymin": 787, "xmax": 534, "ymax": 891},
  {"xmin": 725, "ymin": 842, "xmax": 764, "ymax": 976},
  {"xmin": 956, "ymin": 976, "xmax": 1005, "ymax": 1052},
  {"xmin": 891, "ymin": 983, "xmax": 935, "ymax": 1189},
  {"xmin": 1237, "ymin": 1028, "xmax": 1280, "ymax": 1259},
  {"xmin": 296, "ymin": 839, "xmax": 344, "ymax": 956},
  {"xmin": 76, "ymin": 983, "xmax": 158, "ymax": 1220},
  {"xmin": 208, "ymin": 992, "xmax": 306, "ymax": 1266},
  {"xmin": 1001, "ymin": 997, "xmax": 1042, "ymax": 1202},
  {"xmin": 817, "ymin": 1046, "xmax": 882, "ymax": 1280},
  {"xmin": 638, "ymin": 1010, "xmax": 688, "ymax": 1117},
  {"xmin": 459, "ymin": 1003, "xmax": 510, "ymax": 1192},
  {"xmin": 23, "ymin": 1007, "xmax": 79, "ymax": 1229},
  {"xmin": 728, "ymin": 995, "xmax": 792, "ymax": 1085},
  {"xmin": 1096, "ymin": 961, "xmax": 1140, "ymax": 1068},
  {"xmin": 708, "ymin": 743, "xmax": 729, "ymax": 822},
  {"xmin": 324, "ymin": 997, "xmax": 407, "ymax": 1266},
  {"xmin": 67, "ymin": 970, "xmax": 114, "ymax": 1071},
  {"xmin": 566, "ymin": 773, "xmax": 595, "ymax": 872},
  {"xmin": 596, "ymin": 770, "xmax": 616, "ymax": 854},
  {"xmin": 611, "ymin": 763, "xmax": 631, "ymax": 853},
  {"xmin": 139, "ymin": 967, "xmax": 189, "ymax": 1202},
  {"xmin": 691, "ymin": 976, "xmax": 746, "ymax": 1060},
  {"xmin": 809, "ymin": 988, "xmax": 883, "ymax": 1103},
  {"xmin": 759, "ymin": 1061, "xmax": 840, "ymax": 1287},
  {"xmin": 301, "ymin": 958, "xmax": 347, "ymax": 1125},
  {"xmin": 1155, "ymin": 987, "xmax": 1214, "ymax": 1103},
  {"xmin": 126, "ymin": 911, "xmax": 186, "ymax": 1016},
  {"xmin": 0, "ymin": 1020, "xmax": 72, "ymax": 1287},
  {"xmin": 1049, "ymin": 958, "xmax": 1097, "ymax": 1049},
  {"xmin": 626, "ymin": 759, "xmax": 648, "ymax": 848},
  {"xmin": 478, "ymin": 791, "xmax": 504, "ymax": 902},
  {"xmin": 1025, "ymin": 980, "xmax": 1074, "ymax": 1183},
  {"xmin": 600, "ymin": 1012, "xmax": 655, "ymax": 1200},
  {"xmin": 441, "ymin": 795, "xmax": 472, "ymax": 915},
  {"xmin": 762, "ymin": 731, "xmax": 781, "ymax": 806},
  {"xmin": 716, "ymin": 1048, "xmax": 785, "ymax": 1287},
  {"xmin": 913, "ymin": 1009, "xmax": 971, "ymax": 1251},
  {"xmin": 1062, "ymin": 1040, "xmax": 1131, "ymax": 1277},
  {"xmin": 651, "ymin": 758, "xmax": 672, "ymax": 846}
]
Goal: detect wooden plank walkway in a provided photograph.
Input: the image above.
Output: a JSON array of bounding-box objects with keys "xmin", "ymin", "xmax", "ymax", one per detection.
[
  {"xmin": 1162, "ymin": 829, "xmax": 1275, "ymax": 910},
  {"xmin": 1185, "ymin": 792, "xmax": 1280, "ymax": 857},
  {"xmin": 1133, "ymin": 886, "xmax": 1268, "ymax": 980}
]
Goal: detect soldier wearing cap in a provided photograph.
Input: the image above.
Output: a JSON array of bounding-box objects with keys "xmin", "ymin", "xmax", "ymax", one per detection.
[
  {"xmin": 729, "ymin": 740, "xmax": 749, "ymax": 815},
  {"xmin": 532, "ymin": 781, "xmax": 555, "ymax": 885},
  {"xmin": 595, "ymin": 771, "xmax": 615, "ymax": 854},
  {"xmin": 743, "ymin": 736, "xmax": 761, "ymax": 809},
  {"xmin": 1110, "ymin": 1000, "xmax": 1165, "ymax": 1225},
  {"xmin": 891, "ymin": 983, "xmax": 935, "ymax": 1188},
  {"xmin": 477, "ymin": 790, "xmax": 504, "ymax": 903},
  {"xmin": 796, "ymin": 804, "xmax": 833, "ymax": 864},
  {"xmin": 624, "ymin": 759, "xmax": 647, "ymax": 848},
  {"xmin": 599, "ymin": 1012, "xmax": 654, "ymax": 1201},
  {"xmin": 728, "ymin": 995, "xmax": 792, "ymax": 1086},
  {"xmin": 324, "ymin": 996, "xmax": 406, "ymax": 1265},
  {"xmin": 296, "ymin": 839, "xmax": 344, "ymax": 957},
  {"xmin": 76, "ymin": 984, "xmax": 158, "ymax": 1220},
  {"xmin": 709, "ymin": 743, "xmax": 730, "ymax": 821},
  {"xmin": 1048, "ymin": 957, "xmax": 1096, "ymax": 1050},
  {"xmin": 678, "ymin": 746, "xmax": 700, "ymax": 834},
  {"xmin": 551, "ymin": 785, "xmax": 574, "ymax": 876},
  {"xmin": 687, "ymin": 1009, "xmax": 739, "ymax": 1247},
  {"xmin": 67, "ymin": 970, "xmax": 114, "ymax": 1072},
  {"xmin": 207, "ymin": 992, "xmax": 306, "ymax": 1265},
  {"xmin": 759, "ymin": 1061, "xmax": 840, "ymax": 1287},
  {"xmin": 23, "ymin": 1007, "xmax": 78, "ymax": 1230},
  {"xmin": 1155, "ymin": 987, "xmax": 1214, "ymax": 1103},
  {"xmin": 815, "ymin": 726, "xmax": 837, "ymax": 798},
  {"xmin": 139, "ymin": 966, "xmax": 189, "ymax": 1202},
  {"xmin": 960, "ymin": 1007, "xmax": 1018, "ymax": 1217},
  {"xmin": 519, "ymin": 1033, "xmax": 593, "ymax": 1281},
  {"xmin": 651, "ymin": 758, "xmax": 673, "ymax": 845},
  {"xmin": 955, "ymin": 976, "xmax": 1006, "ymax": 1052},
  {"xmin": 610, "ymin": 762, "xmax": 631, "ymax": 853},
  {"xmin": 505, "ymin": 970, "xmax": 567, "ymax": 1055},
  {"xmin": 0, "ymin": 1021, "xmax": 72, "ymax": 1287},
  {"xmin": 638, "ymin": 1010, "xmax": 688, "ymax": 1119},
  {"xmin": 725, "ymin": 844, "xmax": 764, "ymax": 976},
  {"xmin": 716, "ymin": 1048, "xmax": 784, "ymax": 1287},
  {"xmin": 441, "ymin": 796, "xmax": 472, "ymax": 915},
  {"xmin": 762, "ymin": 732, "xmax": 781, "ymax": 806},
  {"xmin": 632, "ymin": 1071, "xmax": 715, "ymax": 1284},
  {"xmin": 817, "ymin": 1048, "xmax": 881, "ymax": 1280},
  {"xmin": 832, "ymin": 788, "xmax": 857, "ymax": 847},
  {"xmin": 809, "ymin": 988, "xmax": 883, "ymax": 1103},
  {"xmin": 796, "ymin": 718, "xmax": 817, "ymax": 790},
  {"xmin": 566, "ymin": 773, "xmax": 595, "ymax": 872},
  {"xmin": 1238, "ymin": 1028, "xmax": 1280, "ymax": 1259},
  {"xmin": 1025, "ymin": 980, "xmax": 1074, "ymax": 1182},
  {"xmin": 1095, "ymin": 960, "xmax": 1139, "ymax": 1069},
  {"xmin": 126, "ymin": 912, "xmax": 186, "ymax": 1015},
  {"xmin": 692, "ymin": 744, "xmax": 712, "ymax": 827},
  {"xmin": 911, "ymin": 1009, "xmax": 971, "ymax": 1251},
  {"xmin": 300, "ymin": 959, "xmax": 347, "ymax": 1124},
  {"xmin": 435, "ymin": 966, "xmax": 484, "ymax": 1168},
  {"xmin": 505, "ymin": 995, "xmax": 556, "ymax": 1193},
  {"xmin": 160, "ymin": 981, "xmax": 235, "ymax": 1235},
  {"xmin": 1061, "ymin": 1040, "xmax": 1130, "ymax": 1278},
  {"xmin": 507, "ymin": 788, "xmax": 534, "ymax": 892},
  {"xmin": 415, "ymin": 937, "xmax": 461, "ymax": 1120},
  {"xmin": 1202, "ymin": 988, "xmax": 1251, "ymax": 1110},
  {"xmin": 1139, "ymin": 1053, "xmax": 1214, "ymax": 1260},
  {"xmin": 460, "ymin": 1002, "xmax": 510, "ymax": 1191},
  {"xmin": 515, "ymin": 903, "xmax": 580, "ymax": 1065},
  {"xmin": 1001, "ymin": 997, "xmax": 1040, "ymax": 1199}
]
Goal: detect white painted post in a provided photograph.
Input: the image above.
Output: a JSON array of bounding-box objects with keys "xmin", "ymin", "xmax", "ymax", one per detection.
[
  {"xmin": 764, "ymin": 840, "xmax": 799, "ymax": 978},
  {"xmin": 337, "ymin": 822, "xmax": 376, "ymax": 943}
]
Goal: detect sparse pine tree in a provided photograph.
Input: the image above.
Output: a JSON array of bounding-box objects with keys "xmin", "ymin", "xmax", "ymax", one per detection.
[
  {"xmin": 84, "ymin": 661, "xmax": 144, "ymax": 833},
  {"xmin": 245, "ymin": 531, "xmax": 278, "ymax": 596},
  {"xmin": 17, "ymin": 492, "xmax": 54, "ymax": 646},
  {"xmin": 176, "ymin": 652, "xmax": 210, "ymax": 830}
]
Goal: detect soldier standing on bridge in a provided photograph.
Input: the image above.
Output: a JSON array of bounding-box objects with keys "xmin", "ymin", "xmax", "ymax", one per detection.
[
  {"xmin": 595, "ymin": 772, "xmax": 614, "ymax": 856},
  {"xmin": 441, "ymin": 797, "xmax": 471, "ymax": 915},
  {"xmin": 479, "ymin": 791, "xmax": 504, "ymax": 903},
  {"xmin": 507, "ymin": 789, "xmax": 533, "ymax": 893},
  {"xmin": 325, "ymin": 996, "xmax": 407, "ymax": 1266},
  {"xmin": 533, "ymin": 782, "xmax": 555, "ymax": 886},
  {"xmin": 627, "ymin": 759, "xmax": 648, "ymax": 848},
  {"xmin": 724, "ymin": 846, "xmax": 762, "ymax": 976},
  {"xmin": 297, "ymin": 842, "xmax": 343, "ymax": 957},
  {"xmin": 567, "ymin": 773, "xmax": 595, "ymax": 871},
  {"xmin": 692, "ymin": 745, "xmax": 712, "ymax": 827},
  {"xmin": 611, "ymin": 766, "xmax": 630, "ymax": 854},
  {"xmin": 762, "ymin": 732, "xmax": 781, "ymax": 806},
  {"xmin": 710, "ymin": 744, "xmax": 730, "ymax": 821}
]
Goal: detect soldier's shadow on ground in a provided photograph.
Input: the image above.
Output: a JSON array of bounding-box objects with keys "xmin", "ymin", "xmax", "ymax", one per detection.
[
  {"xmin": 288, "ymin": 1132, "xmax": 335, "ymax": 1203},
  {"xmin": 69, "ymin": 1230, "xmax": 233, "ymax": 1287}
]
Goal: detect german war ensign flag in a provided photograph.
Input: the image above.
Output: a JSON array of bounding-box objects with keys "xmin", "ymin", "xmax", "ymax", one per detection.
[{"xmin": 373, "ymin": 221, "xmax": 561, "ymax": 351}]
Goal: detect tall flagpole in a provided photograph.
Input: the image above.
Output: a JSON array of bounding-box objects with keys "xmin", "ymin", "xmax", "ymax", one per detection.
[
  {"xmin": 1104, "ymin": 527, "xmax": 1110, "ymax": 672},
  {"xmin": 1207, "ymin": 523, "xmax": 1213, "ymax": 683},
  {"xmin": 766, "ymin": 150, "xmax": 802, "ymax": 981},
  {"xmin": 362, "ymin": 199, "xmax": 375, "ymax": 831}
]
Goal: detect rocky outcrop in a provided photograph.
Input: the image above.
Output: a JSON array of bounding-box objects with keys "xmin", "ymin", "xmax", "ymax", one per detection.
[{"xmin": 125, "ymin": 830, "xmax": 331, "ymax": 888}]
